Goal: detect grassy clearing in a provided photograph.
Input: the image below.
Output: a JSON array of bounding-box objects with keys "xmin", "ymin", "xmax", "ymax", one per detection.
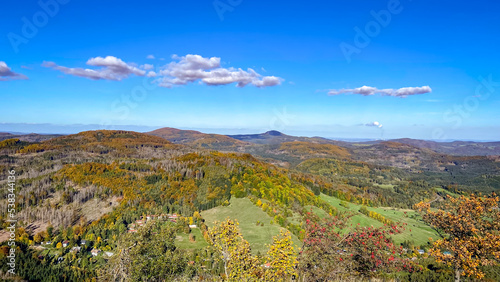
[
  {"xmin": 175, "ymin": 227, "xmax": 208, "ymax": 250},
  {"xmin": 373, "ymin": 183, "xmax": 395, "ymax": 192},
  {"xmin": 318, "ymin": 194, "xmax": 440, "ymax": 247},
  {"xmin": 201, "ymin": 197, "xmax": 300, "ymax": 254}
]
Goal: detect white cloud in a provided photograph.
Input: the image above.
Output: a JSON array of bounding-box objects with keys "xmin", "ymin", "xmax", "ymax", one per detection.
[
  {"xmin": 328, "ymin": 85, "xmax": 431, "ymax": 98},
  {"xmin": 365, "ymin": 121, "xmax": 383, "ymax": 128},
  {"xmin": 42, "ymin": 56, "xmax": 146, "ymax": 81},
  {"xmin": 157, "ymin": 54, "xmax": 282, "ymax": 88},
  {"xmin": 141, "ymin": 64, "xmax": 154, "ymax": 70},
  {"xmin": 0, "ymin": 61, "xmax": 28, "ymax": 81},
  {"xmin": 146, "ymin": 55, "xmax": 155, "ymax": 59},
  {"xmin": 42, "ymin": 54, "xmax": 282, "ymax": 88}
]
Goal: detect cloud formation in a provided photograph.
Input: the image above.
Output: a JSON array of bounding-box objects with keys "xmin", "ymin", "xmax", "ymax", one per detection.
[
  {"xmin": 157, "ymin": 54, "xmax": 282, "ymax": 88},
  {"xmin": 146, "ymin": 55, "xmax": 155, "ymax": 59},
  {"xmin": 42, "ymin": 56, "xmax": 146, "ymax": 81},
  {"xmin": 42, "ymin": 54, "xmax": 282, "ymax": 88},
  {"xmin": 41, "ymin": 54, "xmax": 281, "ymax": 88},
  {"xmin": 329, "ymin": 85, "xmax": 431, "ymax": 97},
  {"xmin": 365, "ymin": 121, "xmax": 383, "ymax": 128},
  {"xmin": 0, "ymin": 62, "xmax": 28, "ymax": 81}
]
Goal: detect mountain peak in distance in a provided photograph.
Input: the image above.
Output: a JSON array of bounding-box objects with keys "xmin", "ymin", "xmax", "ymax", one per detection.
[{"xmin": 264, "ymin": 130, "xmax": 284, "ymax": 136}]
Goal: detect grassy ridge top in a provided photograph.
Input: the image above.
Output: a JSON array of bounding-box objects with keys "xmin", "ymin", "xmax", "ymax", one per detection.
[{"xmin": 202, "ymin": 197, "xmax": 301, "ymax": 254}]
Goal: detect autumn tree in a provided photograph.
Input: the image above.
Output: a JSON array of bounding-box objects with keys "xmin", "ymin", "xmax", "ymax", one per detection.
[
  {"xmin": 298, "ymin": 212, "xmax": 411, "ymax": 280},
  {"xmin": 264, "ymin": 230, "xmax": 298, "ymax": 281},
  {"xmin": 416, "ymin": 193, "xmax": 500, "ymax": 281},
  {"xmin": 207, "ymin": 219, "xmax": 259, "ymax": 280},
  {"xmin": 33, "ymin": 232, "xmax": 43, "ymax": 244}
]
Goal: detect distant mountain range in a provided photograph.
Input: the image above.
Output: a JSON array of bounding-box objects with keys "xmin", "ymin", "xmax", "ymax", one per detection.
[
  {"xmin": 3, "ymin": 128, "xmax": 499, "ymax": 189},
  {"xmin": 2, "ymin": 127, "xmax": 500, "ymax": 156},
  {"xmin": 385, "ymin": 138, "xmax": 500, "ymax": 156},
  {"xmin": 0, "ymin": 132, "xmax": 63, "ymax": 143},
  {"xmin": 227, "ymin": 130, "xmax": 347, "ymax": 146}
]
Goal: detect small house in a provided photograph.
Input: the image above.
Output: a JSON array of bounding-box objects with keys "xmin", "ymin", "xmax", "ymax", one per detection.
[
  {"xmin": 62, "ymin": 240, "xmax": 69, "ymax": 247},
  {"xmin": 80, "ymin": 240, "xmax": 87, "ymax": 245},
  {"xmin": 168, "ymin": 214, "xmax": 178, "ymax": 222}
]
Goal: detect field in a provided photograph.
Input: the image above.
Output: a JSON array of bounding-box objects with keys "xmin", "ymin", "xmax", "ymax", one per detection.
[
  {"xmin": 201, "ymin": 197, "xmax": 301, "ymax": 254},
  {"xmin": 319, "ymin": 194, "xmax": 440, "ymax": 247},
  {"xmin": 373, "ymin": 183, "xmax": 395, "ymax": 192},
  {"xmin": 175, "ymin": 227, "xmax": 209, "ymax": 250}
]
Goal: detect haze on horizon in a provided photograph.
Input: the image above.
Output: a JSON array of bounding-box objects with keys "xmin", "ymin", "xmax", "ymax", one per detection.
[{"xmin": 1, "ymin": 0, "xmax": 499, "ymax": 141}]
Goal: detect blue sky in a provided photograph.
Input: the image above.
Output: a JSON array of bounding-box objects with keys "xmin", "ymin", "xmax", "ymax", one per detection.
[{"xmin": 1, "ymin": 0, "xmax": 499, "ymax": 140}]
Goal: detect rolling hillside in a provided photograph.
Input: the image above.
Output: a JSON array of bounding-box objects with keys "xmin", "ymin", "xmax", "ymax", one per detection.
[
  {"xmin": 15, "ymin": 130, "xmax": 177, "ymax": 155},
  {"xmin": 148, "ymin": 127, "xmax": 249, "ymax": 149},
  {"xmin": 1, "ymin": 129, "xmax": 499, "ymax": 281}
]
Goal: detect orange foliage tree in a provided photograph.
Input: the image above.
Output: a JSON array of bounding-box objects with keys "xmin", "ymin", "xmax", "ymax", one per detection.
[{"xmin": 415, "ymin": 193, "xmax": 500, "ymax": 281}]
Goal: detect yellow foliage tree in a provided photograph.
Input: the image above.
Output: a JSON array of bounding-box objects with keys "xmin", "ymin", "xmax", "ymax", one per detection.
[
  {"xmin": 416, "ymin": 193, "xmax": 500, "ymax": 281},
  {"xmin": 33, "ymin": 233, "xmax": 43, "ymax": 244},
  {"xmin": 193, "ymin": 211, "xmax": 201, "ymax": 220},
  {"xmin": 207, "ymin": 219, "xmax": 259, "ymax": 280},
  {"xmin": 265, "ymin": 230, "xmax": 298, "ymax": 281}
]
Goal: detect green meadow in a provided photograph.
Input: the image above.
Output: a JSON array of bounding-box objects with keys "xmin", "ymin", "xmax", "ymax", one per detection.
[
  {"xmin": 201, "ymin": 197, "xmax": 301, "ymax": 254},
  {"xmin": 319, "ymin": 194, "xmax": 440, "ymax": 247}
]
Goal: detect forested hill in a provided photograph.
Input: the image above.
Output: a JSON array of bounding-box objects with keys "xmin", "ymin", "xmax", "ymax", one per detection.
[
  {"xmin": 11, "ymin": 130, "xmax": 178, "ymax": 155},
  {"xmin": 148, "ymin": 127, "xmax": 249, "ymax": 149},
  {"xmin": 3, "ymin": 127, "xmax": 500, "ymax": 156},
  {"xmin": 227, "ymin": 130, "xmax": 342, "ymax": 145}
]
